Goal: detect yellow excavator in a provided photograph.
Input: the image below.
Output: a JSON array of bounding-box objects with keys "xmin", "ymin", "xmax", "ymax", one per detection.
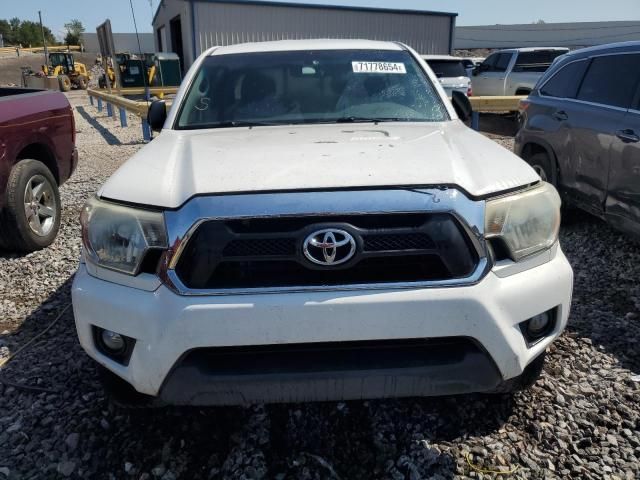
[{"xmin": 42, "ymin": 52, "xmax": 90, "ymax": 91}]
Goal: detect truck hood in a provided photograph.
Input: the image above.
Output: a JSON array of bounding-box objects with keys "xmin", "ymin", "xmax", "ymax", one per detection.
[{"xmin": 99, "ymin": 121, "xmax": 538, "ymax": 209}]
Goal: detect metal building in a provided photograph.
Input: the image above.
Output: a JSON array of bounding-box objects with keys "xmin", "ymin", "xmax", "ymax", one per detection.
[
  {"xmin": 455, "ymin": 21, "xmax": 640, "ymax": 50},
  {"xmin": 152, "ymin": 0, "xmax": 457, "ymax": 71}
]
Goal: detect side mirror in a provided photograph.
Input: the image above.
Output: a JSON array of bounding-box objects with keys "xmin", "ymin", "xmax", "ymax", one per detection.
[
  {"xmin": 147, "ymin": 100, "xmax": 167, "ymax": 132},
  {"xmin": 451, "ymin": 90, "xmax": 473, "ymax": 122}
]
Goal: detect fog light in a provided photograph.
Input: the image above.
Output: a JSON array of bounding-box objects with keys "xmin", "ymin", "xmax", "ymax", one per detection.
[
  {"xmin": 527, "ymin": 313, "xmax": 551, "ymax": 337},
  {"xmin": 101, "ymin": 330, "xmax": 125, "ymax": 352}
]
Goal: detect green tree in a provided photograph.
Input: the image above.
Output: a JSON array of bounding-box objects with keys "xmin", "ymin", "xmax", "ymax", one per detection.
[
  {"xmin": 0, "ymin": 18, "xmax": 56, "ymax": 46},
  {"xmin": 14, "ymin": 20, "xmax": 56, "ymax": 46},
  {"xmin": 0, "ymin": 19, "xmax": 11, "ymax": 45},
  {"xmin": 63, "ymin": 19, "xmax": 84, "ymax": 46}
]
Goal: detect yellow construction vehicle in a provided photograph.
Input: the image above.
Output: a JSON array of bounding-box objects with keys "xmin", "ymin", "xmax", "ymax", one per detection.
[
  {"xmin": 42, "ymin": 52, "xmax": 90, "ymax": 91},
  {"xmin": 97, "ymin": 52, "xmax": 181, "ymax": 91}
]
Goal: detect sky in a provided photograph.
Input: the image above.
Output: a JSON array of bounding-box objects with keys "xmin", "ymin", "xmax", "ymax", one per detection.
[{"xmin": 3, "ymin": 0, "xmax": 640, "ymax": 39}]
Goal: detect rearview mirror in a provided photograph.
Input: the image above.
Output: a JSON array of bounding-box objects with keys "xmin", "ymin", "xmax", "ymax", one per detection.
[
  {"xmin": 451, "ymin": 91, "xmax": 472, "ymax": 122},
  {"xmin": 147, "ymin": 100, "xmax": 167, "ymax": 132}
]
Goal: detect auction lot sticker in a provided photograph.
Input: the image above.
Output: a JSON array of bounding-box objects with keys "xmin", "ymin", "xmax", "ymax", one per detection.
[{"xmin": 352, "ymin": 61, "xmax": 407, "ymax": 74}]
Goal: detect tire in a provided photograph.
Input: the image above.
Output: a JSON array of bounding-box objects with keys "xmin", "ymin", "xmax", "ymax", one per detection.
[
  {"xmin": 491, "ymin": 352, "xmax": 546, "ymax": 393},
  {"xmin": 0, "ymin": 159, "xmax": 61, "ymax": 252},
  {"xmin": 58, "ymin": 74, "xmax": 71, "ymax": 92},
  {"xmin": 515, "ymin": 89, "xmax": 531, "ymax": 96},
  {"xmin": 526, "ymin": 152, "xmax": 556, "ymax": 185},
  {"xmin": 76, "ymin": 75, "xmax": 88, "ymax": 90}
]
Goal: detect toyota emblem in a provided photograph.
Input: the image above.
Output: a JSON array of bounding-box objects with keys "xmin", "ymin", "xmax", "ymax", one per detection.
[{"xmin": 303, "ymin": 228, "xmax": 357, "ymax": 266}]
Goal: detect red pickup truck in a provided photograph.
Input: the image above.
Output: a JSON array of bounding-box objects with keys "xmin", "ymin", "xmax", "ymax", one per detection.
[{"xmin": 0, "ymin": 88, "xmax": 78, "ymax": 251}]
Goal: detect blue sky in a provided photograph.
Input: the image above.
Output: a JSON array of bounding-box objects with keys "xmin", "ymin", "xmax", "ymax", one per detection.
[{"xmin": 4, "ymin": 0, "xmax": 640, "ymax": 39}]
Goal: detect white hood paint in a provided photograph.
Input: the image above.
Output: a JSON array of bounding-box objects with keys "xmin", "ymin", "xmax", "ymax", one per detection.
[{"xmin": 99, "ymin": 121, "xmax": 539, "ymax": 209}]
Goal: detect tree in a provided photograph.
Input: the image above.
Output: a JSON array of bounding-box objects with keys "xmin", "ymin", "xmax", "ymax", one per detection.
[
  {"xmin": 64, "ymin": 19, "xmax": 84, "ymax": 46},
  {"xmin": 0, "ymin": 19, "xmax": 11, "ymax": 45},
  {"xmin": 0, "ymin": 17, "xmax": 56, "ymax": 46}
]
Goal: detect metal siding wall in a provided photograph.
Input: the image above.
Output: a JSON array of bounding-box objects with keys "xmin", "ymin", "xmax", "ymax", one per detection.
[
  {"xmin": 193, "ymin": 2, "xmax": 451, "ymax": 57},
  {"xmin": 455, "ymin": 21, "xmax": 640, "ymax": 49}
]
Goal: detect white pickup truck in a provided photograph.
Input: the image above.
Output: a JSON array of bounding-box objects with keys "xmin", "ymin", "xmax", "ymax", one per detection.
[
  {"xmin": 471, "ymin": 47, "xmax": 569, "ymax": 96},
  {"xmin": 72, "ymin": 39, "xmax": 573, "ymax": 406}
]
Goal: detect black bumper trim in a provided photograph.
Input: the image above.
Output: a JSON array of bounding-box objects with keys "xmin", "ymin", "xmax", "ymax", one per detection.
[{"xmin": 158, "ymin": 338, "xmax": 503, "ymax": 405}]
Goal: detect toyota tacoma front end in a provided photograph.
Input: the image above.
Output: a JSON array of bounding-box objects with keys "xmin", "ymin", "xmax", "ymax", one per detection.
[{"xmin": 72, "ymin": 40, "xmax": 573, "ymax": 405}]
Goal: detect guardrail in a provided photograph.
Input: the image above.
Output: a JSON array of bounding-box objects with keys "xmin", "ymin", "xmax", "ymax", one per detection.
[
  {"xmin": 115, "ymin": 86, "xmax": 179, "ymax": 96},
  {"xmin": 0, "ymin": 45, "xmax": 82, "ymax": 56},
  {"xmin": 469, "ymin": 95, "xmax": 526, "ymax": 130},
  {"xmin": 86, "ymin": 88, "xmax": 174, "ymax": 141}
]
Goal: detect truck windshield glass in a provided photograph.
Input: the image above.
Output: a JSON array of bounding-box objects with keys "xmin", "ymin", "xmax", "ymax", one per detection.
[{"xmin": 175, "ymin": 49, "xmax": 449, "ymax": 129}]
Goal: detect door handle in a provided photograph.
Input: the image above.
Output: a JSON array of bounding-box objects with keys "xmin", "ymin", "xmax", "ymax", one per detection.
[
  {"xmin": 616, "ymin": 129, "xmax": 640, "ymax": 143},
  {"xmin": 552, "ymin": 111, "xmax": 568, "ymax": 121}
]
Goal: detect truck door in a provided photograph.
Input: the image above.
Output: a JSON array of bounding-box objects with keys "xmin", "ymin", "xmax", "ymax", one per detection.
[
  {"xmin": 605, "ymin": 57, "xmax": 640, "ymax": 234},
  {"xmin": 471, "ymin": 52, "xmax": 512, "ymax": 96}
]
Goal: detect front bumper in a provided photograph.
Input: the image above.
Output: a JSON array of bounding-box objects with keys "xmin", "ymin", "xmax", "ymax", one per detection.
[{"xmin": 72, "ymin": 244, "xmax": 573, "ymax": 405}]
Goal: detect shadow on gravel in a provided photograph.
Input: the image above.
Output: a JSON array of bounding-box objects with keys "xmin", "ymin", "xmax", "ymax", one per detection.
[
  {"xmin": 75, "ymin": 106, "xmax": 145, "ymax": 147},
  {"xmin": 559, "ymin": 209, "xmax": 640, "ymax": 373},
  {"xmin": 0, "ymin": 249, "xmax": 27, "ymax": 260},
  {"xmin": 477, "ymin": 113, "xmax": 519, "ymax": 137}
]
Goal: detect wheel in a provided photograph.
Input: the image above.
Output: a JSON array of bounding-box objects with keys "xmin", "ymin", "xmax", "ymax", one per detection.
[
  {"xmin": 76, "ymin": 75, "xmax": 88, "ymax": 90},
  {"xmin": 0, "ymin": 159, "xmax": 61, "ymax": 252},
  {"xmin": 526, "ymin": 152, "xmax": 555, "ymax": 185},
  {"xmin": 491, "ymin": 352, "xmax": 546, "ymax": 393},
  {"xmin": 58, "ymin": 74, "xmax": 71, "ymax": 92}
]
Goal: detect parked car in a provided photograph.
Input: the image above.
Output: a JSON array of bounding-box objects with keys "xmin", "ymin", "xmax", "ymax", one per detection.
[
  {"xmin": 73, "ymin": 39, "xmax": 573, "ymax": 406},
  {"xmin": 422, "ymin": 55, "xmax": 472, "ymax": 96},
  {"xmin": 472, "ymin": 47, "xmax": 569, "ymax": 96},
  {"xmin": 516, "ymin": 41, "xmax": 640, "ymax": 238},
  {"xmin": 0, "ymin": 87, "xmax": 78, "ymax": 251},
  {"xmin": 461, "ymin": 56, "xmax": 485, "ymax": 78}
]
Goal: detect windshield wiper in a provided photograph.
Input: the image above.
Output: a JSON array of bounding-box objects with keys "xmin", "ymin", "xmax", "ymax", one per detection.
[
  {"xmin": 203, "ymin": 120, "xmax": 284, "ymax": 129},
  {"xmin": 331, "ymin": 117, "xmax": 410, "ymax": 124}
]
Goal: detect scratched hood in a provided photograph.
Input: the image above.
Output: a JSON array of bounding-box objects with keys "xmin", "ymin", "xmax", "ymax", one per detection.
[{"xmin": 99, "ymin": 121, "xmax": 539, "ymax": 209}]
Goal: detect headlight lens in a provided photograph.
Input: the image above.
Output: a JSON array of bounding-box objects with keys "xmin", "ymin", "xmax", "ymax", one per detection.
[
  {"xmin": 485, "ymin": 182, "xmax": 561, "ymax": 261},
  {"xmin": 80, "ymin": 197, "xmax": 167, "ymax": 275}
]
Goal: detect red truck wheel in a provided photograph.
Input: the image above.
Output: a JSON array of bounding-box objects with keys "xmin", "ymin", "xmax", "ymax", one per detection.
[{"xmin": 0, "ymin": 159, "xmax": 61, "ymax": 252}]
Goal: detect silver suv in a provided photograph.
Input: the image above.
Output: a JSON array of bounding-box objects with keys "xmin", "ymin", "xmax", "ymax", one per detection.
[{"xmin": 516, "ymin": 41, "xmax": 640, "ymax": 238}]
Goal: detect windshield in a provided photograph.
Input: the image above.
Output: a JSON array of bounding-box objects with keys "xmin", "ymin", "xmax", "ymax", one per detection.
[
  {"xmin": 425, "ymin": 60, "xmax": 467, "ymax": 78},
  {"xmin": 175, "ymin": 49, "xmax": 449, "ymax": 129}
]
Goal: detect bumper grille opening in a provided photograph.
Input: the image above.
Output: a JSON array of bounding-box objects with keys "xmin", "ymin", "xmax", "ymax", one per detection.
[
  {"xmin": 177, "ymin": 338, "xmax": 483, "ymax": 376},
  {"xmin": 174, "ymin": 213, "xmax": 479, "ymax": 291}
]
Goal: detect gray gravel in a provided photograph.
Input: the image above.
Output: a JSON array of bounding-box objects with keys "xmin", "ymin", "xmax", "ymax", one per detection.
[{"xmin": 1, "ymin": 96, "xmax": 639, "ymax": 479}]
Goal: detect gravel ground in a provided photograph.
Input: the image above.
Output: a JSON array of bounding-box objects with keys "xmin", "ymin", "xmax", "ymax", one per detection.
[{"xmin": 1, "ymin": 93, "xmax": 639, "ymax": 479}]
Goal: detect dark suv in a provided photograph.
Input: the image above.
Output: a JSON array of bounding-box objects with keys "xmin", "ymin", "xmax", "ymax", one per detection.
[{"xmin": 515, "ymin": 41, "xmax": 640, "ymax": 237}]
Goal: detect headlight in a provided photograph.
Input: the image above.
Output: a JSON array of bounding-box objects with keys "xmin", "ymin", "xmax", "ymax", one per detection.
[
  {"xmin": 80, "ymin": 197, "xmax": 167, "ymax": 275},
  {"xmin": 485, "ymin": 182, "xmax": 561, "ymax": 261}
]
